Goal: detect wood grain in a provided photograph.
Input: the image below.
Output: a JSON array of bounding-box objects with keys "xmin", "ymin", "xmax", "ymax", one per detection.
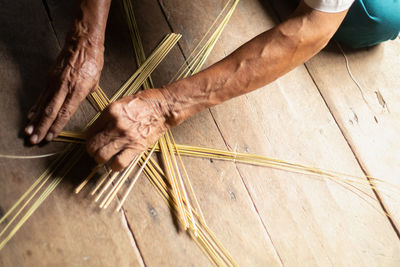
[
  {"xmin": 160, "ymin": 0, "xmax": 400, "ymax": 265},
  {"xmin": 0, "ymin": 1, "xmax": 143, "ymax": 266}
]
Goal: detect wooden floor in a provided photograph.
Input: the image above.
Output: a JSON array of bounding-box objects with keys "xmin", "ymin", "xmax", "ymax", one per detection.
[{"xmin": 0, "ymin": 0, "xmax": 399, "ymax": 266}]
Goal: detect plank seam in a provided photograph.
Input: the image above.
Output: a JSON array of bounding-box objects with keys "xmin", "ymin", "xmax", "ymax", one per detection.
[
  {"xmin": 208, "ymin": 108, "xmax": 285, "ymax": 266},
  {"xmin": 41, "ymin": 0, "xmax": 61, "ymax": 49},
  {"xmin": 156, "ymin": 0, "xmax": 192, "ymax": 75},
  {"xmin": 120, "ymin": 207, "xmax": 147, "ymax": 267},
  {"xmin": 303, "ymin": 62, "xmax": 400, "ymax": 239},
  {"xmin": 265, "ymin": 0, "xmax": 400, "ymax": 241}
]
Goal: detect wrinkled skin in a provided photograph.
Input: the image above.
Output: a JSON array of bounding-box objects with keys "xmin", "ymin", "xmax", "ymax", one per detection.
[
  {"xmin": 25, "ymin": 34, "xmax": 104, "ymax": 143},
  {"xmin": 25, "ymin": 0, "xmax": 110, "ymax": 144},
  {"xmin": 27, "ymin": 0, "xmax": 348, "ymax": 172},
  {"xmin": 86, "ymin": 89, "xmax": 172, "ymax": 171}
]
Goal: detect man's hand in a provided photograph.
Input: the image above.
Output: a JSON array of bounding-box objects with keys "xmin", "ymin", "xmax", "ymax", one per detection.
[
  {"xmin": 25, "ymin": 0, "xmax": 111, "ymax": 144},
  {"xmin": 25, "ymin": 35, "xmax": 104, "ymax": 144},
  {"xmin": 86, "ymin": 89, "xmax": 172, "ymax": 171}
]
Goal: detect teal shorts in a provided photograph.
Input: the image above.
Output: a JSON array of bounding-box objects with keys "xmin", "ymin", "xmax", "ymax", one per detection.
[
  {"xmin": 335, "ymin": 0, "xmax": 400, "ymax": 48},
  {"xmin": 293, "ymin": 0, "xmax": 400, "ymax": 48}
]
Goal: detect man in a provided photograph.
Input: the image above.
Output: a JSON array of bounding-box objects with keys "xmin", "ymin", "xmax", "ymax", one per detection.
[{"xmin": 25, "ymin": 0, "xmax": 400, "ymax": 171}]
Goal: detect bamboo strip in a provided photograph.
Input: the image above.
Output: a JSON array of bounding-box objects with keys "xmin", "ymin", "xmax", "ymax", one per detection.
[
  {"xmin": 116, "ymin": 145, "xmax": 157, "ymax": 211},
  {"xmin": 101, "ymin": 154, "xmax": 142, "ymax": 209}
]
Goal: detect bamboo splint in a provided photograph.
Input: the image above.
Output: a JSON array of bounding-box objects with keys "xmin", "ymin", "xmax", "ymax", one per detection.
[
  {"xmin": 0, "ymin": 1, "xmax": 241, "ymax": 264},
  {"xmin": 0, "ymin": 32, "xmax": 180, "ymax": 251}
]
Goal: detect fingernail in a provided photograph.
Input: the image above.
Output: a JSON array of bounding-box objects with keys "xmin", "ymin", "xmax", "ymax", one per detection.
[
  {"xmin": 46, "ymin": 132, "xmax": 54, "ymax": 141},
  {"xmin": 30, "ymin": 134, "xmax": 38, "ymax": 144},
  {"xmin": 25, "ymin": 125, "xmax": 34, "ymax": 135}
]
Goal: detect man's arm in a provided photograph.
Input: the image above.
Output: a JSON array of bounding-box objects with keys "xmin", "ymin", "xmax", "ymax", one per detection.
[
  {"xmin": 25, "ymin": 0, "xmax": 111, "ymax": 144},
  {"xmin": 86, "ymin": 1, "xmax": 349, "ymax": 171},
  {"xmin": 161, "ymin": 1, "xmax": 348, "ymax": 124}
]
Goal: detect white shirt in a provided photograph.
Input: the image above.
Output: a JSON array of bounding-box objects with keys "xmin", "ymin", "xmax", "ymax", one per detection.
[{"xmin": 304, "ymin": 0, "xmax": 355, "ymax": 13}]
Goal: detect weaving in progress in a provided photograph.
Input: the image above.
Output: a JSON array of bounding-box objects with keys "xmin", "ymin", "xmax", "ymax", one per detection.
[{"xmin": 1, "ymin": 0, "xmax": 400, "ymax": 265}]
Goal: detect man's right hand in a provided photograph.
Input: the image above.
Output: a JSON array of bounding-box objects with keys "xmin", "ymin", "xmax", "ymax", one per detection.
[{"xmin": 25, "ymin": 32, "xmax": 104, "ymax": 144}]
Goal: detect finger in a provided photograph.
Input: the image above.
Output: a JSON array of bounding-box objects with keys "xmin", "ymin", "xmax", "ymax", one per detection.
[
  {"xmin": 46, "ymin": 86, "xmax": 87, "ymax": 141},
  {"xmin": 93, "ymin": 139, "xmax": 126, "ymax": 165},
  {"xmin": 86, "ymin": 125, "xmax": 120, "ymax": 157},
  {"xmin": 27, "ymin": 87, "xmax": 51, "ymax": 120},
  {"xmin": 29, "ymin": 83, "xmax": 68, "ymax": 144},
  {"xmin": 110, "ymin": 148, "xmax": 140, "ymax": 171},
  {"xmin": 25, "ymin": 89, "xmax": 52, "ymax": 134}
]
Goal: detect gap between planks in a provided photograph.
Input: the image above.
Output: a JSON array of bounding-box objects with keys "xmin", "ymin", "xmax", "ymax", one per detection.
[
  {"xmin": 208, "ymin": 108, "xmax": 285, "ymax": 266},
  {"xmin": 266, "ymin": 0, "xmax": 400, "ymax": 240},
  {"xmin": 39, "ymin": 0, "xmax": 150, "ymax": 261},
  {"xmin": 120, "ymin": 207, "xmax": 147, "ymax": 267},
  {"xmin": 155, "ymin": 0, "xmax": 288, "ymax": 262},
  {"xmin": 42, "ymin": 0, "xmax": 61, "ymax": 48},
  {"xmin": 303, "ymin": 63, "xmax": 400, "ymax": 239}
]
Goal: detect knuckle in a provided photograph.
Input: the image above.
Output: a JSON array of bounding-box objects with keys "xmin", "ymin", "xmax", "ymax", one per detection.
[
  {"xmin": 95, "ymin": 152, "xmax": 108, "ymax": 164},
  {"xmin": 114, "ymin": 118, "xmax": 126, "ymax": 131},
  {"xmin": 75, "ymin": 87, "xmax": 89, "ymax": 98},
  {"xmin": 86, "ymin": 141, "xmax": 96, "ymax": 156},
  {"xmin": 58, "ymin": 106, "xmax": 70, "ymax": 119},
  {"xmin": 43, "ymin": 105, "xmax": 55, "ymax": 118},
  {"xmin": 107, "ymin": 103, "xmax": 120, "ymax": 116},
  {"xmin": 112, "ymin": 158, "xmax": 126, "ymax": 171}
]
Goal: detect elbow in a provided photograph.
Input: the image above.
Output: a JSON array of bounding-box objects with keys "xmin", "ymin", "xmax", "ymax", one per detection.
[{"xmin": 287, "ymin": 15, "xmax": 340, "ymax": 60}]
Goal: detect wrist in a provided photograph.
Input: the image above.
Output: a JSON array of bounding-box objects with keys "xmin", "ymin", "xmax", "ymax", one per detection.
[
  {"xmin": 158, "ymin": 87, "xmax": 183, "ymax": 127},
  {"xmin": 159, "ymin": 80, "xmax": 201, "ymax": 127},
  {"xmin": 67, "ymin": 0, "xmax": 111, "ymax": 47}
]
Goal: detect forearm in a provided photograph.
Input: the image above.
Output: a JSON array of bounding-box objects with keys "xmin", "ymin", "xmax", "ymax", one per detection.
[
  {"xmin": 67, "ymin": 0, "xmax": 112, "ymax": 45},
  {"xmin": 161, "ymin": 3, "xmax": 346, "ymax": 126}
]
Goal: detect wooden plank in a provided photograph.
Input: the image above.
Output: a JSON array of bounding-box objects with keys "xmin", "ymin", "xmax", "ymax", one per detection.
[
  {"xmin": 0, "ymin": 1, "xmax": 143, "ymax": 266},
  {"xmin": 115, "ymin": 0, "xmax": 283, "ymax": 265},
  {"xmin": 160, "ymin": 0, "xmax": 400, "ymax": 265},
  {"xmin": 305, "ymin": 40, "xmax": 400, "ymax": 226},
  {"xmin": 269, "ymin": 0, "xmax": 400, "ymax": 236},
  {"xmin": 42, "ymin": 0, "xmax": 282, "ymax": 265}
]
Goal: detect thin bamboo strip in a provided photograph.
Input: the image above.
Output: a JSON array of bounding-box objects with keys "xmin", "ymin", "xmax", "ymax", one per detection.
[
  {"xmin": 90, "ymin": 168, "xmax": 112, "ymax": 196},
  {"xmin": 0, "ymin": 11, "xmax": 181, "ymax": 251},
  {"xmin": 101, "ymin": 154, "xmax": 142, "ymax": 209},
  {"xmin": 53, "ymin": 132, "xmax": 400, "ymax": 196},
  {"xmin": 142, "ymin": 161, "xmax": 233, "ymax": 266},
  {"xmin": 167, "ymin": 130, "xmax": 207, "ymax": 225},
  {"xmin": 0, "ymin": 148, "xmax": 74, "ymax": 237},
  {"xmin": 169, "ymin": 0, "xmax": 235, "ymax": 82},
  {"xmin": 116, "ymin": 144, "xmax": 157, "ymax": 211},
  {"xmin": 95, "ymin": 171, "xmax": 120, "ymax": 202},
  {"xmin": 0, "ymin": 145, "xmax": 73, "ymax": 225},
  {"xmin": 139, "ymin": 158, "xmax": 235, "ymax": 265},
  {"xmin": 0, "ymin": 152, "xmax": 61, "ymax": 159},
  {"xmin": 120, "ymin": 0, "xmax": 241, "ymax": 240},
  {"xmin": 158, "ymin": 136, "xmax": 189, "ymax": 228},
  {"xmin": 119, "ymin": 1, "xmax": 196, "ymax": 233},
  {"xmin": 75, "ymin": 165, "xmax": 103, "ymax": 194},
  {"xmin": 0, "ymin": 146, "xmax": 84, "ymax": 250},
  {"xmin": 142, "ymin": 158, "xmax": 236, "ymax": 266},
  {"xmin": 164, "ymin": 131, "xmax": 197, "ymax": 233}
]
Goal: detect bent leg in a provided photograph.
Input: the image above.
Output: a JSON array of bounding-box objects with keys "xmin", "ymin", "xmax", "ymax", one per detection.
[{"xmin": 335, "ymin": 0, "xmax": 400, "ymax": 48}]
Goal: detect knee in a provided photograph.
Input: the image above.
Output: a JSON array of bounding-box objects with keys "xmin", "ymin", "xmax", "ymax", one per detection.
[{"xmin": 335, "ymin": 0, "xmax": 400, "ymax": 48}]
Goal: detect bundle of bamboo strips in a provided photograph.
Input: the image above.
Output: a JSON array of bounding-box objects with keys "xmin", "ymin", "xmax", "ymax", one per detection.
[
  {"xmin": 68, "ymin": 1, "xmax": 241, "ymax": 264},
  {"xmin": 0, "ymin": 0, "xmax": 241, "ymax": 264},
  {"xmin": 1, "ymin": 0, "xmax": 396, "ymax": 265},
  {"xmin": 0, "ymin": 31, "xmax": 180, "ymax": 251}
]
